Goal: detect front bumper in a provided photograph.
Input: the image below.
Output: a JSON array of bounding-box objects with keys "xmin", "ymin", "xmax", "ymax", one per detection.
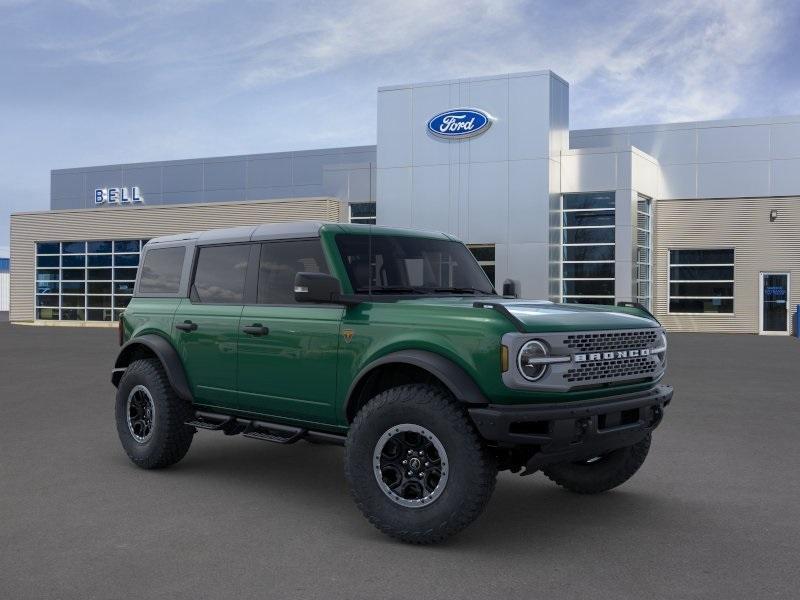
[{"xmin": 468, "ymin": 384, "xmax": 673, "ymax": 471}]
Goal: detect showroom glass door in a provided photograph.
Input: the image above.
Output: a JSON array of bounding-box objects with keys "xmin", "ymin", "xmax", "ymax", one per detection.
[{"xmin": 759, "ymin": 273, "xmax": 790, "ymax": 335}]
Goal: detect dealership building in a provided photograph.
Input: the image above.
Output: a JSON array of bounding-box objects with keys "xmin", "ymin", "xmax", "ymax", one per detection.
[{"xmin": 9, "ymin": 69, "xmax": 800, "ymax": 334}]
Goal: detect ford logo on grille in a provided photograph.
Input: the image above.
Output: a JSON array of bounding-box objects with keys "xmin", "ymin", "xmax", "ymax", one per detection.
[{"xmin": 427, "ymin": 108, "xmax": 493, "ymax": 139}]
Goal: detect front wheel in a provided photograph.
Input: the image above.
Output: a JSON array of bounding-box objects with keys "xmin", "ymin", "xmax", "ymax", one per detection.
[
  {"xmin": 542, "ymin": 434, "xmax": 651, "ymax": 494},
  {"xmin": 345, "ymin": 384, "xmax": 497, "ymax": 544}
]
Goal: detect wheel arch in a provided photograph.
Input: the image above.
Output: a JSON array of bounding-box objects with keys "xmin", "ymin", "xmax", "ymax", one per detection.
[
  {"xmin": 344, "ymin": 350, "xmax": 488, "ymax": 422},
  {"xmin": 112, "ymin": 334, "xmax": 193, "ymax": 402}
]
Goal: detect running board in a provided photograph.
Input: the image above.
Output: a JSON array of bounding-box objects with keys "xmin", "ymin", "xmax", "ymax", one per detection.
[{"xmin": 186, "ymin": 410, "xmax": 346, "ymax": 446}]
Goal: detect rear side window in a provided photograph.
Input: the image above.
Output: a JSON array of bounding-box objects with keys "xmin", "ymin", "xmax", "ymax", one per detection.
[
  {"xmin": 192, "ymin": 244, "xmax": 250, "ymax": 304},
  {"xmin": 138, "ymin": 247, "xmax": 185, "ymax": 294},
  {"xmin": 258, "ymin": 240, "xmax": 329, "ymax": 304}
]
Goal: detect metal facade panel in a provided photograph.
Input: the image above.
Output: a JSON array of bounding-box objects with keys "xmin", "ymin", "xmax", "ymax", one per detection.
[
  {"xmin": 204, "ymin": 160, "xmax": 246, "ymax": 190},
  {"xmin": 0, "ymin": 272, "xmax": 8, "ymax": 311},
  {"xmin": 697, "ymin": 161, "xmax": 770, "ymax": 198},
  {"xmin": 162, "ymin": 163, "xmax": 204, "ymax": 193},
  {"xmin": 376, "ymin": 88, "xmax": 413, "ymax": 169},
  {"xmin": 653, "ymin": 196, "xmax": 800, "ymax": 333},
  {"xmin": 771, "ymin": 123, "xmax": 800, "ymax": 159},
  {"xmin": 9, "ymin": 197, "xmax": 344, "ymax": 322},
  {"xmin": 697, "ymin": 125, "xmax": 771, "ymax": 163}
]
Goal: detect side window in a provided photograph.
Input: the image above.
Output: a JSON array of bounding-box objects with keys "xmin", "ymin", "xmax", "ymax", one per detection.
[
  {"xmin": 192, "ymin": 244, "xmax": 250, "ymax": 304},
  {"xmin": 258, "ymin": 239, "xmax": 329, "ymax": 304},
  {"xmin": 138, "ymin": 246, "xmax": 185, "ymax": 294}
]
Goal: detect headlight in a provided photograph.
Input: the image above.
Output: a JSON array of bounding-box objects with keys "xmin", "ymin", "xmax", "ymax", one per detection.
[{"xmin": 517, "ymin": 340, "xmax": 549, "ymax": 381}]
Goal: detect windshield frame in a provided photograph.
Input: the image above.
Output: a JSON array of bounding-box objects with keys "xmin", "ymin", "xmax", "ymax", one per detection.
[{"xmin": 334, "ymin": 232, "xmax": 497, "ymax": 298}]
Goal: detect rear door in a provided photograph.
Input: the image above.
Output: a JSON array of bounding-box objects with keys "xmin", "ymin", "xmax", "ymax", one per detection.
[
  {"xmin": 237, "ymin": 238, "xmax": 344, "ymax": 423},
  {"xmin": 172, "ymin": 243, "xmax": 253, "ymax": 410}
]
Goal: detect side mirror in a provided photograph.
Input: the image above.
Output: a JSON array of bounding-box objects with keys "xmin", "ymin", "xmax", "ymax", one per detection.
[
  {"xmin": 502, "ymin": 279, "xmax": 518, "ymax": 298},
  {"xmin": 294, "ymin": 272, "xmax": 343, "ymax": 303}
]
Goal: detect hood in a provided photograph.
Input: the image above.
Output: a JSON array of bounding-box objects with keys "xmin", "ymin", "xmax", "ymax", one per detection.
[
  {"xmin": 497, "ymin": 300, "xmax": 657, "ymax": 332},
  {"xmin": 393, "ymin": 296, "xmax": 658, "ymax": 332}
]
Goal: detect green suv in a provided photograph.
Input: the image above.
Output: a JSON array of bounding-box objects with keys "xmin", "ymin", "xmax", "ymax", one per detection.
[{"xmin": 112, "ymin": 221, "xmax": 672, "ymax": 544}]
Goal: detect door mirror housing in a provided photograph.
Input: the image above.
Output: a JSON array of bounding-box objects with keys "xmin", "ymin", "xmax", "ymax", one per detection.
[{"xmin": 294, "ymin": 272, "xmax": 344, "ymax": 304}]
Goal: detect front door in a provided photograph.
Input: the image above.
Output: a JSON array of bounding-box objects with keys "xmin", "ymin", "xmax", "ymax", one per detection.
[
  {"xmin": 172, "ymin": 243, "xmax": 252, "ymax": 409},
  {"xmin": 237, "ymin": 239, "xmax": 343, "ymax": 424},
  {"xmin": 759, "ymin": 272, "xmax": 790, "ymax": 335}
]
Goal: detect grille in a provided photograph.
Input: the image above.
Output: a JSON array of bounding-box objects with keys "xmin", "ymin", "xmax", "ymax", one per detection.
[
  {"xmin": 563, "ymin": 329, "xmax": 659, "ymax": 353},
  {"xmin": 564, "ymin": 356, "xmax": 658, "ymax": 383}
]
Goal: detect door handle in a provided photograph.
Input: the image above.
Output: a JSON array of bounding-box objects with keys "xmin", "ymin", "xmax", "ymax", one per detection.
[
  {"xmin": 175, "ymin": 320, "xmax": 198, "ymax": 332},
  {"xmin": 242, "ymin": 324, "xmax": 269, "ymax": 336}
]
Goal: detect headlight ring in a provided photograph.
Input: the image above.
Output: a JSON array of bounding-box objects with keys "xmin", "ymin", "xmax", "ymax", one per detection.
[{"xmin": 517, "ymin": 340, "xmax": 549, "ymax": 381}]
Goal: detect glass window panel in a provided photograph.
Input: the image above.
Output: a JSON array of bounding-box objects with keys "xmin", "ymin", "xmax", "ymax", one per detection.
[
  {"xmin": 62, "ymin": 269, "xmax": 85, "ymax": 281},
  {"xmin": 37, "ymin": 268, "xmax": 60, "ymax": 281},
  {"xmin": 113, "ymin": 281, "xmax": 135, "ymax": 294},
  {"xmin": 563, "ymin": 192, "xmax": 615, "ymax": 210},
  {"xmin": 482, "ymin": 265, "xmax": 495, "ymax": 284},
  {"xmin": 87, "ymin": 309, "xmax": 113, "ymax": 321},
  {"xmin": 114, "ymin": 240, "xmax": 140, "ymax": 253},
  {"xmin": 88, "ymin": 282, "xmax": 112, "ymax": 294},
  {"xmin": 114, "ymin": 296, "xmax": 132, "ymax": 309},
  {"xmin": 194, "ymin": 244, "xmax": 250, "ymax": 304},
  {"xmin": 60, "ymin": 309, "xmax": 85, "ymax": 320},
  {"xmin": 257, "ymin": 240, "xmax": 329, "ymax": 304},
  {"xmin": 563, "ymin": 228, "xmax": 615, "ymax": 244},
  {"xmin": 670, "ymin": 282, "xmax": 734, "ymax": 296},
  {"xmin": 114, "ymin": 254, "xmax": 139, "ymax": 267},
  {"xmin": 114, "ymin": 268, "xmax": 138, "ymax": 280},
  {"xmin": 669, "ymin": 299, "xmax": 733, "ymax": 314},
  {"xmin": 562, "ymin": 263, "xmax": 615, "ymax": 279},
  {"xmin": 670, "ymin": 266, "xmax": 733, "ymax": 280},
  {"xmin": 564, "ymin": 297, "xmax": 615, "ymax": 305},
  {"xmin": 468, "ymin": 245, "xmax": 495, "ymax": 262},
  {"xmin": 61, "ymin": 241, "xmax": 86, "ymax": 254},
  {"xmin": 113, "ymin": 310, "xmax": 125, "ymax": 321},
  {"xmin": 62, "ymin": 254, "xmax": 85, "ymax": 267},
  {"xmin": 88, "ymin": 268, "xmax": 113, "ymax": 280},
  {"xmin": 349, "ymin": 202, "xmax": 377, "ymax": 218},
  {"xmin": 87, "ymin": 241, "xmax": 113, "ymax": 253},
  {"xmin": 61, "ymin": 295, "xmax": 85, "ymax": 307},
  {"xmin": 36, "ymin": 294, "xmax": 59, "ymax": 307},
  {"xmin": 61, "ymin": 282, "xmax": 85, "ymax": 294},
  {"xmin": 563, "ymin": 211, "xmax": 615, "ymax": 227},
  {"xmin": 36, "ymin": 242, "xmax": 60, "ymax": 254},
  {"xmin": 562, "ymin": 280, "xmax": 615, "ymax": 296},
  {"xmin": 563, "ymin": 245, "xmax": 615, "ymax": 261},
  {"xmin": 87, "ymin": 295, "xmax": 112, "ymax": 308},
  {"xmin": 88, "ymin": 254, "xmax": 112, "ymax": 267},
  {"xmin": 138, "ymin": 247, "xmax": 184, "ymax": 294},
  {"xmin": 36, "ymin": 307, "xmax": 59, "ymax": 320},
  {"xmin": 37, "ymin": 255, "xmax": 59, "ymax": 267},
  {"xmin": 36, "ymin": 281, "xmax": 59, "ymax": 294},
  {"xmin": 670, "ymin": 249, "xmax": 734, "ymax": 265}
]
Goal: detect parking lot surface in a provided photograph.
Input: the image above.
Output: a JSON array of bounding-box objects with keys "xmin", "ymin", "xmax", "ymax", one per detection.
[{"xmin": 1, "ymin": 323, "xmax": 799, "ymax": 599}]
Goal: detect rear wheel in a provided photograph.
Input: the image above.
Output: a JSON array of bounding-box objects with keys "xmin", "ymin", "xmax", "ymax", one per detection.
[
  {"xmin": 345, "ymin": 383, "xmax": 496, "ymax": 544},
  {"xmin": 115, "ymin": 358, "xmax": 194, "ymax": 469},
  {"xmin": 542, "ymin": 434, "xmax": 651, "ymax": 494}
]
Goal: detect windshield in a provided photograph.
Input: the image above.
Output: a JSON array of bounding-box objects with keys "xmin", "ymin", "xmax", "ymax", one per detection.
[{"xmin": 335, "ymin": 234, "xmax": 495, "ymax": 295}]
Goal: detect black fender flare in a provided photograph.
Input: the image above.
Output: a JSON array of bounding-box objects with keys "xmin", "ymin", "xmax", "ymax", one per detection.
[
  {"xmin": 344, "ymin": 349, "xmax": 489, "ymax": 419},
  {"xmin": 111, "ymin": 334, "xmax": 193, "ymax": 402}
]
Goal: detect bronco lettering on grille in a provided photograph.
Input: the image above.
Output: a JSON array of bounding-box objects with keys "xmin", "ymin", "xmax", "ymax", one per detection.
[{"xmin": 574, "ymin": 348, "xmax": 651, "ymax": 363}]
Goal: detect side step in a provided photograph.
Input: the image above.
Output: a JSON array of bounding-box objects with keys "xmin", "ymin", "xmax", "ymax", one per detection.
[
  {"xmin": 186, "ymin": 410, "xmax": 346, "ymax": 446},
  {"xmin": 243, "ymin": 421, "xmax": 307, "ymax": 445}
]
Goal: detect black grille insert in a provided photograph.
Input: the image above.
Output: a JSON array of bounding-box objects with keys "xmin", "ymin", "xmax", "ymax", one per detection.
[{"xmin": 563, "ymin": 329, "xmax": 659, "ymax": 353}]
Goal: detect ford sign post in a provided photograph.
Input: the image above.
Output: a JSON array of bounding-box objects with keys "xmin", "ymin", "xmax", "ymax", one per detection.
[{"xmin": 427, "ymin": 108, "xmax": 493, "ymax": 139}]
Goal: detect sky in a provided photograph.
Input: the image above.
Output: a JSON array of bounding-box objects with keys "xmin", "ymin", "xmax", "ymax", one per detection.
[{"xmin": 1, "ymin": 0, "xmax": 799, "ymax": 248}]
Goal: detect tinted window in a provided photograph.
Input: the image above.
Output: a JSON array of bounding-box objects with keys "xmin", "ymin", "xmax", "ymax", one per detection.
[
  {"xmin": 335, "ymin": 234, "xmax": 494, "ymax": 295},
  {"xmin": 138, "ymin": 246, "xmax": 185, "ymax": 294},
  {"xmin": 258, "ymin": 240, "xmax": 329, "ymax": 304},
  {"xmin": 192, "ymin": 244, "xmax": 250, "ymax": 304}
]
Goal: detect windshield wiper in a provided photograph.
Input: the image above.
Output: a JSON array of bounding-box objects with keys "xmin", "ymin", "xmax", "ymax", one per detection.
[
  {"xmin": 433, "ymin": 287, "xmax": 493, "ymax": 295},
  {"xmin": 354, "ymin": 286, "xmax": 427, "ymax": 295}
]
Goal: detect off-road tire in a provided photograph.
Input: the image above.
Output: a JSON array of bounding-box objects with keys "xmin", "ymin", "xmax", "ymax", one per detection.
[
  {"xmin": 345, "ymin": 383, "xmax": 497, "ymax": 544},
  {"xmin": 115, "ymin": 358, "xmax": 195, "ymax": 469},
  {"xmin": 542, "ymin": 434, "xmax": 651, "ymax": 494}
]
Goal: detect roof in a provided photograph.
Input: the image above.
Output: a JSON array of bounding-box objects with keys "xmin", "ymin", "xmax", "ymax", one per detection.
[{"xmin": 145, "ymin": 221, "xmax": 452, "ymax": 247}]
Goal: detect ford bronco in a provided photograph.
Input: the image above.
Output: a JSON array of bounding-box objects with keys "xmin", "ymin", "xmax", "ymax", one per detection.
[{"xmin": 112, "ymin": 221, "xmax": 672, "ymax": 544}]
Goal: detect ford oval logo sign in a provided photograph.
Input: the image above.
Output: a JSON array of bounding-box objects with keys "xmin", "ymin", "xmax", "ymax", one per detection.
[{"xmin": 427, "ymin": 108, "xmax": 493, "ymax": 139}]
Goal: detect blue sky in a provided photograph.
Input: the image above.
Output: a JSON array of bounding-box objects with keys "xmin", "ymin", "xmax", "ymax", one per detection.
[{"xmin": 1, "ymin": 0, "xmax": 799, "ymax": 248}]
